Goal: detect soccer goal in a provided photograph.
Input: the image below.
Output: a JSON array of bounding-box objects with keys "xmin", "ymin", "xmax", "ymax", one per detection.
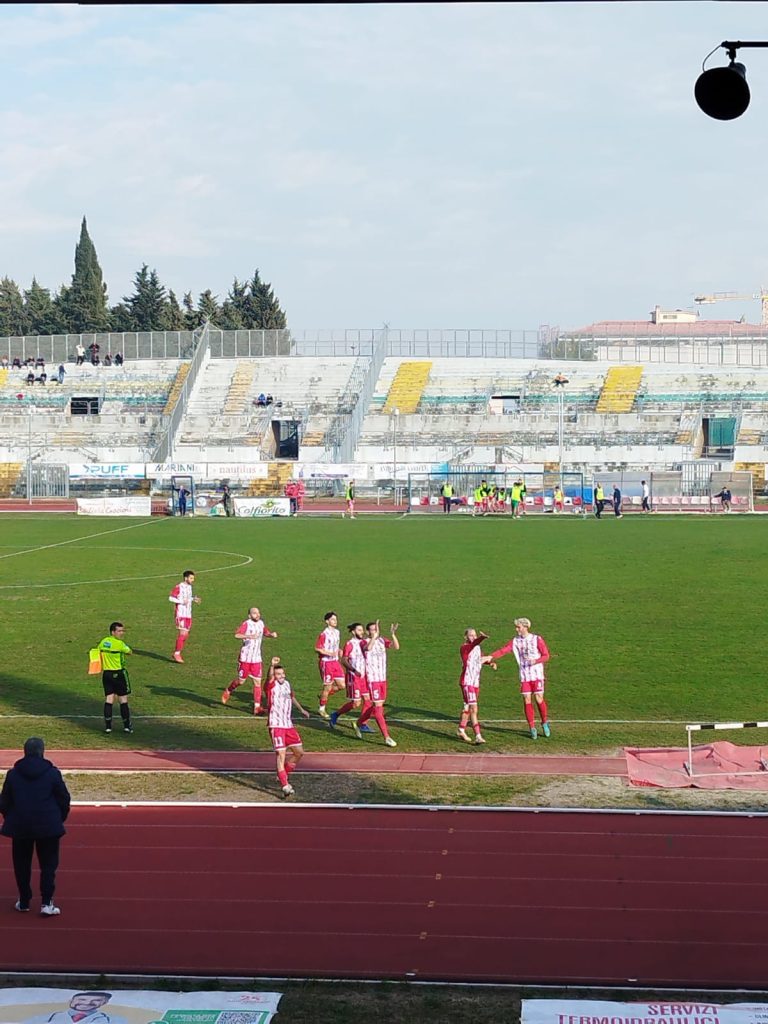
[{"xmin": 684, "ymin": 721, "xmax": 768, "ymax": 778}]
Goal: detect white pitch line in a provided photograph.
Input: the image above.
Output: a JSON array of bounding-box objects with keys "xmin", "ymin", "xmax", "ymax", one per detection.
[
  {"xmin": 0, "ymin": 516, "xmax": 164, "ymax": 562},
  {"xmin": 0, "ymin": 544, "xmax": 253, "ymax": 590},
  {"xmin": 0, "ymin": 714, "xmax": 697, "ymax": 724}
]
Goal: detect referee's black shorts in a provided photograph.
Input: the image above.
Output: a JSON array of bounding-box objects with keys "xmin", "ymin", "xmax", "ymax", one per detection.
[{"xmin": 102, "ymin": 670, "xmax": 130, "ymax": 696}]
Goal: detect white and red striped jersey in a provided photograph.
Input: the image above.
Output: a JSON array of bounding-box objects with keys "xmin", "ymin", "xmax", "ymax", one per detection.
[
  {"xmin": 491, "ymin": 633, "xmax": 550, "ymax": 683},
  {"xmin": 343, "ymin": 637, "xmax": 366, "ymax": 678},
  {"xmin": 238, "ymin": 619, "xmax": 272, "ymax": 663},
  {"xmin": 316, "ymin": 626, "xmax": 340, "ymax": 663},
  {"xmin": 459, "ymin": 637, "xmax": 483, "ymax": 687},
  {"xmin": 169, "ymin": 581, "xmax": 193, "ymax": 619},
  {"xmin": 363, "ymin": 636, "xmax": 392, "ymax": 684},
  {"xmin": 266, "ymin": 677, "xmax": 294, "ymax": 729}
]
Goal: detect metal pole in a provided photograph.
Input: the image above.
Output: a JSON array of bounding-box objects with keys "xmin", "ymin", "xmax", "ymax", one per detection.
[
  {"xmin": 393, "ymin": 408, "xmax": 399, "ymax": 508},
  {"xmin": 27, "ymin": 403, "xmax": 32, "ymax": 505},
  {"xmin": 558, "ymin": 387, "xmax": 565, "ymax": 485}
]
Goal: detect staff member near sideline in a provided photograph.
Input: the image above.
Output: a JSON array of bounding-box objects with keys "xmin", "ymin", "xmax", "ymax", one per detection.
[
  {"xmin": 440, "ymin": 480, "xmax": 454, "ymax": 513},
  {"xmin": 0, "ymin": 737, "xmax": 70, "ymax": 916}
]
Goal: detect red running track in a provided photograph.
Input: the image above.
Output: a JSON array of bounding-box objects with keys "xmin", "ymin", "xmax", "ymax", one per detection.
[{"xmin": 1, "ymin": 804, "xmax": 767, "ymax": 987}]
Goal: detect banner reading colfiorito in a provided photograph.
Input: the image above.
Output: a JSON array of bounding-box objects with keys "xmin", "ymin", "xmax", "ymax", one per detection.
[
  {"xmin": 0, "ymin": 989, "xmax": 282, "ymax": 1024},
  {"xmin": 523, "ymin": 1002, "xmax": 768, "ymax": 1024}
]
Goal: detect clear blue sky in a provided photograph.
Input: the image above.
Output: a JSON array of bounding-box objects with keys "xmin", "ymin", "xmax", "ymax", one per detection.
[{"xmin": 0, "ymin": 2, "xmax": 766, "ymax": 330}]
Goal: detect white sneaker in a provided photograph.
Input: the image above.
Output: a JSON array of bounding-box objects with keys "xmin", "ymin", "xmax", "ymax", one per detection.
[
  {"xmin": 457, "ymin": 729, "xmax": 473, "ymax": 744},
  {"xmin": 40, "ymin": 904, "xmax": 61, "ymax": 916},
  {"xmin": 353, "ymin": 723, "xmax": 363, "ymax": 739},
  {"xmin": 385, "ymin": 736, "xmax": 397, "ymax": 748},
  {"xmin": 474, "ymin": 734, "xmax": 486, "ymax": 745},
  {"xmin": 317, "ymin": 706, "xmax": 330, "ymax": 720},
  {"xmin": 281, "ymin": 784, "xmax": 294, "ymax": 798}
]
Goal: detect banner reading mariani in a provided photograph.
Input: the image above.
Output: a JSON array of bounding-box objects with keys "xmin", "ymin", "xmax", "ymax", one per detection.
[
  {"xmin": 0, "ymin": 989, "xmax": 282, "ymax": 1024},
  {"xmin": 522, "ymin": 1001, "xmax": 768, "ymax": 1024}
]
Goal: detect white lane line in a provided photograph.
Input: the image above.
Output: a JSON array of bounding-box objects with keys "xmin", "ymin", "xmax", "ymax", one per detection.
[
  {"xmin": 0, "ymin": 517, "xmax": 164, "ymax": 562},
  {"xmin": 0, "ymin": 714, "xmax": 697, "ymax": 724}
]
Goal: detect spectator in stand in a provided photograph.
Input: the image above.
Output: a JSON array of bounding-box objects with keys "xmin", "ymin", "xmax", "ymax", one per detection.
[
  {"xmin": 0, "ymin": 357, "xmax": 7, "ymax": 369},
  {"xmin": 37, "ymin": 371, "xmax": 47, "ymax": 386},
  {"xmin": 257, "ymin": 393, "xmax": 267, "ymax": 407},
  {"xmin": 553, "ymin": 372, "xmax": 570, "ymax": 387},
  {"xmin": 57, "ymin": 365, "xmax": 66, "ymax": 385},
  {"xmin": 75, "ymin": 343, "xmax": 85, "ymax": 366},
  {"xmin": 12, "ymin": 357, "xmax": 21, "ymax": 369},
  {"xmin": 26, "ymin": 370, "xmax": 34, "ymax": 385},
  {"xmin": 114, "ymin": 352, "xmax": 123, "ymax": 366},
  {"xmin": 266, "ymin": 393, "xmax": 274, "ymax": 406},
  {"xmin": 35, "ymin": 357, "xmax": 44, "ymax": 369},
  {"xmin": 103, "ymin": 354, "xmax": 112, "ymax": 367}
]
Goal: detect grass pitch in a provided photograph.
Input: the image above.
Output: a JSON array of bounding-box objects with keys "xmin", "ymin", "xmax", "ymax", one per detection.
[{"xmin": 0, "ymin": 512, "xmax": 765, "ymax": 754}]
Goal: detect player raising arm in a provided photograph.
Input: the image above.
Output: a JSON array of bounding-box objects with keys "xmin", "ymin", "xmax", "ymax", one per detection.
[
  {"xmin": 315, "ymin": 612, "xmax": 346, "ymax": 719},
  {"xmin": 265, "ymin": 657, "xmax": 310, "ymax": 799},
  {"xmin": 458, "ymin": 628, "xmax": 496, "ymax": 744},
  {"xmin": 168, "ymin": 570, "xmax": 201, "ymax": 663},
  {"xmin": 330, "ymin": 622, "xmax": 372, "ymax": 731},
  {"xmin": 355, "ymin": 621, "xmax": 399, "ymax": 748},
  {"xmin": 483, "ymin": 617, "xmax": 550, "ymax": 739},
  {"xmin": 221, "ymin": 607, "xmax": 278, "ymax": 714}
]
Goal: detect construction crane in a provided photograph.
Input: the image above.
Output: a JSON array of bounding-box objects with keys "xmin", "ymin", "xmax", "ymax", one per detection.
[{"xmin": 694, "ymin": 289, "xmax": 768, "ymax": 326}]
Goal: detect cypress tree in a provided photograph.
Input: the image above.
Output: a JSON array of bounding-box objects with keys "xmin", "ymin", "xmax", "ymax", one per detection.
[{"xmin": 65, "ymin": 217, "xmax": 110, "ymax": 331}]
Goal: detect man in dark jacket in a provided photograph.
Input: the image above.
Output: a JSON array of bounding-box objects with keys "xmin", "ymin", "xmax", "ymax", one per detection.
[{"xmin": 0, "ymin": 737, "xmax": 70, "ymax": 916}]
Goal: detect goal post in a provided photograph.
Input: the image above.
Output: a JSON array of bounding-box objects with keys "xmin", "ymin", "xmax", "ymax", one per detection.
[{"xmin": 684, "ymin": 721, "xmax": 768, "ymax": 778}]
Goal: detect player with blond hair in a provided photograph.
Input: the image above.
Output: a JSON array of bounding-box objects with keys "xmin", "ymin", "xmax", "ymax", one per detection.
[{"xmin": 484, "ymin": 617, "xmax": 551, "ymax": 739}]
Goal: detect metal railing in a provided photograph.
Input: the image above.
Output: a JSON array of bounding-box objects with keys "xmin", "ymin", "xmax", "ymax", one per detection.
[
  {"xmin": 152, "ymin": 322, "xmax": 212, "ymax": 462},
  {"xmin": 324, "ymin": 328, "xmax": 389, "ymax": 462}
]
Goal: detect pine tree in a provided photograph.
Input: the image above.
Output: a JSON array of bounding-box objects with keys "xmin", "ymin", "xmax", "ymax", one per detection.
[
  {"xmin": 125, "ymin": 265, "xmax": 170, "ymax": 331},
  {"xmin": 182, "ymin": 291, "xmax": 199, "ymax": 330},
  {"xmin": 65, "ymin": 217, "xmax": 110, "ymax": 332},
  {"xmin": 167, "ymin": 290, "xmax": 185, "ymax": 330},
  {"xmin": 219, "ymin": 278, "xmax": 246, "ymax": 328},
  {"xmin": 53, "ymin": 285, "xmax": 72, "ymax": 332},
  {"xmin": 247, "ymin": 269, "xmax": 287, "ymax": 330},
  {"xmin": 197, "ymin": 289, "xmax": 220, "ymax": 325},
  {"xmin": 24, "ymin": 278, "xmax": 63, "ymax": 335},
  {"xmin": 0, "ymin": 278, "xmax": 29, "ymax": 336},
  {"xmin": 109, "ymin": 302, "xmax": 135, "ymax": 332}
]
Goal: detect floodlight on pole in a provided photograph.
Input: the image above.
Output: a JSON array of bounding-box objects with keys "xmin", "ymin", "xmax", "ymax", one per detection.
[{"xmin": 696, "ymin": 41, "xmax": 768, "ymax": 120}]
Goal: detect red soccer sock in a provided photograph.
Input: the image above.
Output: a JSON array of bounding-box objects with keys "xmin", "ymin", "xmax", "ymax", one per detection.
[
  {"xmin": 174, "ymin": 633, "xmax": 187, "ymax": 654},
  {"xmin": 336, "ymin": 701, "xmax": 355, "ymax": 718},
  {"xmin": 459, "ymin": 712, "xmax": 470, "ymax": 730},
  {"xmin": 524, "ymin": 703, "xmax": 535, "ymax": 728},
  {"xmin": 358, "ymin": 702, "xmax": 373, "ymax": 726},
  {"xmin": 285, "ymin": 761, "xmax": 297, "ymax": 775},
  {"xmin": 473, "ymin": 721, "xmax": 482, "ymax": 735},
  {"xmin": 277, "ymin": 769, "xmax": 288, "ymax": 786},
  {"xmin": 253, "ymin": 684, "xmax": 262, "ymax": 706},
  {"xmin": 372, "ymin": 706, "xmax": 390, "ymax": 740},
  {"xmin": 319, "ymin": 693, "xmax": 328, "ymax": 708},
  {"xmin": 227, "ymin": 679, "xmax": 241, "ymax": 693},
  {"xmin": 537, "ymin": 700, "xmax": 548, "ymax": 723}
]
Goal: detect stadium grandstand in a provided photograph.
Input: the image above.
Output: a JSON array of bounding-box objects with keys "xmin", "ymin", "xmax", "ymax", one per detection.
[{"xmin": 0, "ymin": 309, "xmax": 766, "ymax": 512}]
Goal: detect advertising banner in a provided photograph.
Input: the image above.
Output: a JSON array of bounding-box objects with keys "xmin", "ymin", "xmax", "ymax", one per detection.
[
  {"xmin": 77, "ymin": 497, "xmax": 152, "ymax": 517},
  {"xmin": 146, "ymin": 463, "xmax": 207, "ymax": 479},
  {"xmin": 295, "ymin": 463, "xmax": 364, "ymax": 479},
  {"xmin": 522, "ymin": 1000, "xmax": 768, "ymax": 1024},
  {"xmin": 233, "ymin": 497, "xmax": 291, "ymax": 518},
  {"xmin": 207, "ymin": 462, "xmax": 269, "ymax": 479},
  {"xmin": 0, "ymin": 989, "xmax": 282, "ymax": 1024},
  {"xmin": 69, "ymin": 464, "xmax": 146, "ymax": 479}
]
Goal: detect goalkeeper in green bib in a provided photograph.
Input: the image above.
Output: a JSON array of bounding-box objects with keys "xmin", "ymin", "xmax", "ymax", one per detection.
[{"xmin": 92, "ymin": 622, "xmax": 133, "ymax": 734}]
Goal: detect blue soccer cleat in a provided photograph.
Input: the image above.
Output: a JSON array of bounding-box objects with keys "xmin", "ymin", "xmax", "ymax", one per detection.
[
  {"xmin": 542, "ymin": 722, "xmax": 551, "ymax": 738},
  {"xmin": 359, "ymin": 723, "xmax": 373, "ymax": 733},
  {"xmin": 329, "ymin": 711, "xmax": 339, "ymax": 728}
]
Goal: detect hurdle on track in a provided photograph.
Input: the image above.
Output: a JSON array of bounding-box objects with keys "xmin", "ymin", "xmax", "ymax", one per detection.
[{"xmin": 685, "ymin": 721, "xmax": 768, "ymax": 778}]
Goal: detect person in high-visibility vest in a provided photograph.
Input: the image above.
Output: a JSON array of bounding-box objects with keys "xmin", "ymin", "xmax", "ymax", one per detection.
[
  {"xmin": 594, "ymin": 482, "xmax": 606, "ymax": 519},
  {"xmin": 553, "ymin": 485, "xmax": 564, "ymax": 513},
  {"xmin": 343, "ymin": 480, "xmax": 355, "ymax": 519},
  {"xmin": 510, "ymin": 480, "xmax": 523, "ymax": 518},
  {"xmin": 440, "ymin": 481, "xmax": 454, "ymax": 514},
  {"xmin": 473, "ymin": 484, "xmax": 484, "ymax": 516}
]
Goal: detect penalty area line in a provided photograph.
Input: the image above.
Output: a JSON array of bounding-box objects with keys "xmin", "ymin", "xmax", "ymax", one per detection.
[
  {"xmin": 0, "ymin": 713, "xmax": 697, "ymax": 724},
  {"xmin": 0, "ymin": 516, "xmax": 165, "ymax": 562}
]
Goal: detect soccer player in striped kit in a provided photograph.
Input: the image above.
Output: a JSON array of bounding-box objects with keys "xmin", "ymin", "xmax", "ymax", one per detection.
[
  {"xmin": 485, "ymin": 617, "xmax": 551, "ymax": 739},
  {"xmin": 329, "ymin": 622, "xmax": 373, "ymax": 730},
  {"xmin": 168, "ymin": 570, "xmax": 200, "ymax": 663},
  {"xmin": 315, "ymin": 611, "xmax": 345, "ymax": 719},
  {"xmin": 457, "ymin": 628, "xmax": 496, "ymax": 744},
  {"xmin": 221, "ymin": 607, "xmax": 278, "ymax": 714},
  {"xmin": 265, "ymin": 657, "xmax": 310, "ymax": 798},
  {"xmin": 355, "ymin": 620, "xmax": 398, "ymax": 747}
]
